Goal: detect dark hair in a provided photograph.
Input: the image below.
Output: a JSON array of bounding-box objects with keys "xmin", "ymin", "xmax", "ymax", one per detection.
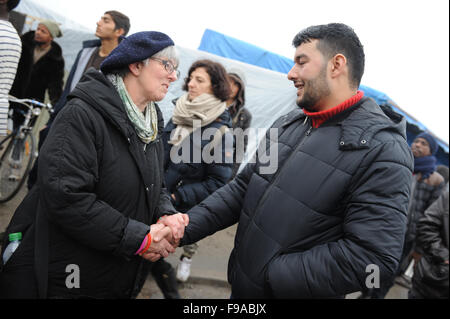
[
  {"xmin": 292, "ymin": 23, "xmax": 365, "ymax": 89},
  {"xmin": 228, "ymin": 73, "xmax": 246, "ymax": 117},
  {"xmin": 183, "ymin": 59, "xmax": 230, "ymax": 101},
  {"xmin": 7, "ymin": 0, "xmax": 20, "ymax": 11},
  {"xmin": 105, "ymin": 10, "xmax": 130, "ymax": 36}
]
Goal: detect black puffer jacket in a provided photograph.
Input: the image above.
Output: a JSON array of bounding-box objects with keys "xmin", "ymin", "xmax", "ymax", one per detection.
[
  {"xmin": 412, "ymin": 187, "xmax": 449, "ymax": 298},
  {"xmin": 181, "ymin": 97, "xmax": 414, "ymax": 298},
  {"xmin": 162, "ymin": 108, "xmax": 234, "ymax": 212},
  {"xmin": 405, "ymin": 178, "xmax": 445, "ymax": 247},
  {"xmin": 0, "ymin": 69, "xmax": 176, "ymax": 298}
]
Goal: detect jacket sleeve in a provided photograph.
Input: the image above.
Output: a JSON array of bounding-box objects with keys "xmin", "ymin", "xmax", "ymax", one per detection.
[
  {"xmin": 426, "ymin": 181, "xmax": 445, "ymax": 212},
  {"xmin": 416, "ymin": 189, "xmax": 449, "ymax": 263},
  {"xmin": 180, "ymin": 115, "xmax": 273, "ymax": 246},
  {"xmin": 39, "ymin": 102, "xmax": 149, "ymax": 260},
  {"xmin": 180, "ymin": 163, "xmax": 252, "ymax": 246},
  {"xmin": 49, "ymin": 49, "xmax": 82, "ymax": 123},
  {"xmin": 47, "ymin": 56, "xmax": 65, "ymax": 106},
  {"xmin": 266, "ymin": 139, "xmax": 414, "ymax": 298},
  {"xmin": 155, "ymin": 185, "xmax": 179, "ymax": 220},
  {"xmin": 175, "ymin": 131, "xmax": 234, "ymax": 208}
]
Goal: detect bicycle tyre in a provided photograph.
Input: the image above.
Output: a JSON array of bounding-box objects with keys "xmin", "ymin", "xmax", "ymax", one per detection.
[{"xmin": 0, "ymin": 132, "xmax": 36, "ymax": 203}]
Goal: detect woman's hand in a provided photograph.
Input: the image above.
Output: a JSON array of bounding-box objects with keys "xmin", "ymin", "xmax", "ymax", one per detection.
[{"xmin": 140, "ymin": 224, "xmax": 176, "ymax": 262}]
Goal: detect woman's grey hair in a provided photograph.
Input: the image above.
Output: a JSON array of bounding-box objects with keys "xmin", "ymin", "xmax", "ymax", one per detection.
[
  {"xmin": 106, "ymin": 45, "xmax": 179, "ymax": 77},
  {"xmin": 151, "ymin": 45, "xmax": 179, "ymax": 66}
]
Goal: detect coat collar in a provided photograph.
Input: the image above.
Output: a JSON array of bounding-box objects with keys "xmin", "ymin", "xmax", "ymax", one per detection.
[
  {"xmin": 281, "ymin": 97, "xmax": 407, "ymax": 150},
  {"xmin": 69, "ymin": 69, "xmax": 164, "ymax": 141}
]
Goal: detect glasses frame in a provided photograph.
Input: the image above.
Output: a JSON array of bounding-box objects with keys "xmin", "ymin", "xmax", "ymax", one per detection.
[{"xmin": 150, "ymin": 57, "xmax": 180, "ymax": 78}]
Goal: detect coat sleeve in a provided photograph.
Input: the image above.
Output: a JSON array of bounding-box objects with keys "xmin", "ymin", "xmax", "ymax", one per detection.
[
  {"xmin": 47, "ymin": 56, "xmax": 65, "ymax": 106},
  {"xmin": 266, "ymin": 139, "xmax": 414, "ymax": 298},
  {"xmin": 416, "ymin": 189, "xmax": 449, "ymax": 263},
  {"xmin": 180, "ymin": 117, "xmax": 272, "ymax": 246},
  {"xmin": 38, "ymin": 102, "xmax": 149, "ymax": 260},
  {"xmin": 175, "ymin": 131, "xmax": 234, "ymax": 208},
  {"xmin": 155, "ymin": 185, "xmax": 179, "ymax": 219},
  {"xmin": 49, "ymin": 49, "xmax": 82, "ymax": 123},
  {"xmin": 180, "ymin": 161, "xmax": 253, "ymax": 246}
]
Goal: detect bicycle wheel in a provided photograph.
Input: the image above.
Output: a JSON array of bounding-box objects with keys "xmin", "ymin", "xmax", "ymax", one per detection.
[{"xmin": 0, "ymin": 132, "xmax": 36, "ymax": 203}]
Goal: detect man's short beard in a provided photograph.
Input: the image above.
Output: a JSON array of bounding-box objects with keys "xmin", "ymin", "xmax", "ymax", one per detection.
[
  {"xmin": 33, "ymin": 39, "xmax": 46, "ymax": 46},
  {"xmin": 296, "ymin": 65, "xmax": 330, "ymax": 112}
]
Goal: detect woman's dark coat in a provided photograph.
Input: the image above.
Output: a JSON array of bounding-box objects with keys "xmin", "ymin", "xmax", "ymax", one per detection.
[
  {"xmin": 0, "ymin": 69, "xmax": 176, "ymax": 298},
  {"xmin": 162, "ymin": 104, "xmax": 234, "ymax": 212}
]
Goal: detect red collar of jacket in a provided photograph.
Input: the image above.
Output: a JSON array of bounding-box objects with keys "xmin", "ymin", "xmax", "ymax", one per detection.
[{"xmin": 303, "ymin": 90, "xmax": 364, "ymax": 128}]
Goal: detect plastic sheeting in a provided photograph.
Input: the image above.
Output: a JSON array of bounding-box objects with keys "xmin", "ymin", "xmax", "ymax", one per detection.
[{"xmin": 199, "ymin": 29, "xmax": 295, "ymax": 74}]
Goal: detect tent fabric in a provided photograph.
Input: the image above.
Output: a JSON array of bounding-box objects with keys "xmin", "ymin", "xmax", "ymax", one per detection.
[{"xmin": 199, "ymin": 29, "xmax": 295, "ymax": 74}]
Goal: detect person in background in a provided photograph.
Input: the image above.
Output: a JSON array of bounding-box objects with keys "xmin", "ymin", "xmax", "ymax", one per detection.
[
  {"xmin": 436, "ymin": 164, "xmax": 449, "ymax": 185},
  {"xmin": 0, "ymin": 0, "xmax": 21, "ymax": 136},
  {"xmin": 226, "ymin": 69, "xmax": 252, "ymax": 179},
  {"xmin": 152, "ymin": 59, "xmax": 233, "ymax": 294},
  {"xmin": 9, "ymin": 19, "xmax": 64, "ymax": 130},
  {"xmin": 26, "ymin": 10, "xmax": 130, "ymax": 190},
  {"xmin": 0, "ymin": 31, "xmax": 188, "ymax": 299},
  {"xmin": 52, "ymin": 10, "xmax": 130, "ymax": 119},
  {"xmin": 360, "ymin": 131, "xmax": 445, "ymax": 298},
  {"xmin": 159, "ymin": 23, "xmax": 414, "ymax": 298},
  {"xmin": 404, "ymin": 133, "xmax": 445, "ymax": 273},
  {"xmin": 410, "ymin": 186, "xmax": 449, "ymax": 299}
]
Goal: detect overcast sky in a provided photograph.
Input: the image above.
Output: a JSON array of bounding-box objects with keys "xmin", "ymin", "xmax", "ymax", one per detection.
[{"xmin": 34, "ymin": 0, "xmax": 449, "ymax": 143}]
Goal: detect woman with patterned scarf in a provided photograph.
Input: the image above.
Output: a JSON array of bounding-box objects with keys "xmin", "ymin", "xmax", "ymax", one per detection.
[
  {"xmin": 0, "ymin": 31, "xmax": 189, "ymax": 299},
  {"xmin": 159, "ymin": 59, "xmax": 234, "ymax": 285}
]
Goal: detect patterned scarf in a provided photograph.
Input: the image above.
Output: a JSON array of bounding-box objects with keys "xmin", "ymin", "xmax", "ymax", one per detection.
[
  {"xmin": 107, "ymin": 74, "xmax": 158, "ymax": 144},
  {"xmin": 169, "ymin": 93, "xmax": 226, "ymax": 146}
]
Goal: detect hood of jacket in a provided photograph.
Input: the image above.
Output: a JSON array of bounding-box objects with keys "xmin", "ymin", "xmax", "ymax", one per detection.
[
  {"xmin": 281, "ymin": 96, "xmax": 408, "ymax": 151},
  {"xmin": 67, "ymin": 69, "xmax": 165, "ymax": 141}
]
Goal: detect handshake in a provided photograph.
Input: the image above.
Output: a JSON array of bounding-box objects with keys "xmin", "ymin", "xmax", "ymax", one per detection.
[{"xmin": 139, "ymin": 213, "xmax": 189, "ymax": 262}]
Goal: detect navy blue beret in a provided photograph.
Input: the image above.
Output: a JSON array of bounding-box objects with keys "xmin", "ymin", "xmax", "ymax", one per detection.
[{"xmin": 100, "ymin": 31, "xmax": 174, "ymax": 73}]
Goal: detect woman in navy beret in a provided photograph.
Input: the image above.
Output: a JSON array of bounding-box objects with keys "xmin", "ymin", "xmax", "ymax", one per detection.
[{"xmin": 1, "ymin": 31, "xmax": 189, "ymax": 299}]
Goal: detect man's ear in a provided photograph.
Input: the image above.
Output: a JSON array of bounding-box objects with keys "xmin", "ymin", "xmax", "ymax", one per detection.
[
  {"xmin": 114, "ymin": 27, "xmax": 125, "ymax": 38},
  {"xmin": 330, "ymin": 53, "xmax": 347, "ymax": 79}
]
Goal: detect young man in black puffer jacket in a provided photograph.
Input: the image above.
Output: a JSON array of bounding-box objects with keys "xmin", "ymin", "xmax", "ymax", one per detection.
[{"xmin": 160, "ymin": 23, "xmax": 414, "ymax": 298}]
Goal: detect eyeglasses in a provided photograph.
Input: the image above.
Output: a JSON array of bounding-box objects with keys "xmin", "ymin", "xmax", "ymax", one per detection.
[{"xmin": 150, "ymin": 57, "xmax": 180, "ymax": 78}]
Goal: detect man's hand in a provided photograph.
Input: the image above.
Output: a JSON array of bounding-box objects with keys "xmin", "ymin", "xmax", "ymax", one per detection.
[
  {"xmin": 158, "ymin": 213, "xmax": 189, "ymax": 243},
  {"xmin": 140, "ymin": 224, "xmax": 176, "ymax": 262}
]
